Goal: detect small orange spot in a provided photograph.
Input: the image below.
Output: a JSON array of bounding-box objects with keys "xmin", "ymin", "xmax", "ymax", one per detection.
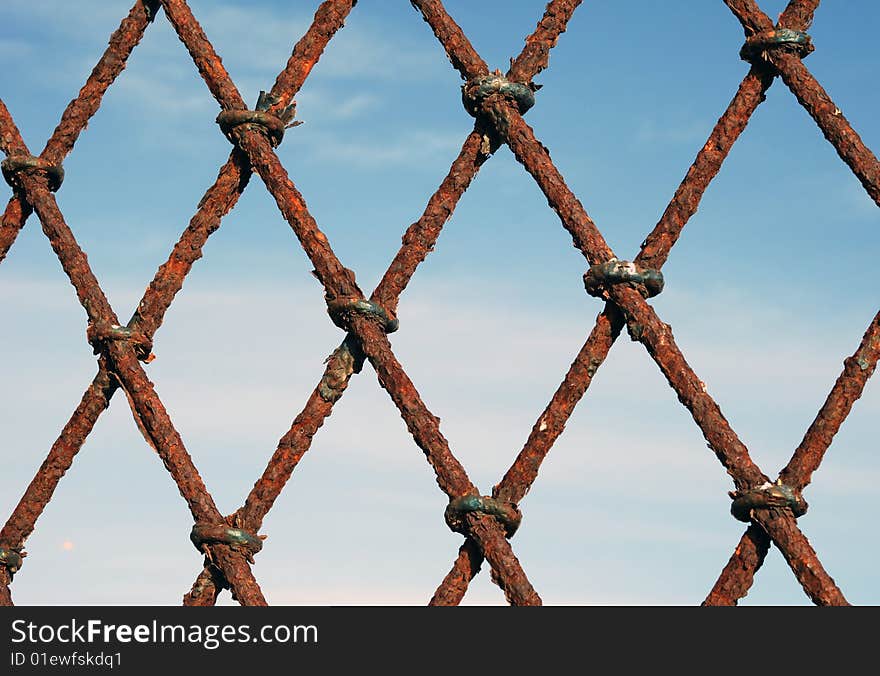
[{"xmin": 62, "ymin": 541, "xmax": 74, "ymax": 551}]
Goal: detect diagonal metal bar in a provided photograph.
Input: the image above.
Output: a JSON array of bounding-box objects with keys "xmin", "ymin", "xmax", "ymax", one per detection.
[
  {"xmin": 430, "ymin": 60, "xmax": 776, "ymax": 607},
  {"xmin": 0, "ymin": 362, "xmax": 115, "ymax": 607},
  {"xmin": 705, "ymin": 309, "xmax": 880, "ymax": 604},
  {"xmin": 412, "ymin": 0, "xmax": 848, "ymax": 605},
  {"xmin": 0, "ymin": 102, "xmax": 267, "ymax": 604},
  {"xmin": 702, "ymin": 0, "xmax": 880, "ymax": 604},
  {"xmin": 1, "ymin": 0, "xmax": 873, "ymax": 607},
  {"xmin": 725, "ymin": 0, "xmax": 880, "ymax": 206},
  {"xmin": 416, "ymin": 0, "xmax": 777, "ymax": 605},
  {"xmin": 503, "ymin": 98, "xmax": 847, "ymax": 605},
  {"xmin": 0, "ymin": 0, "xmax": 158, "ymax": 263},
  {"xmin": 506, "ymin": 0, "xmax": 582, "ymax": 83},
  {"xmin": 183, "ymin": 129, "xmax": 491, "ymax": 606},
  {"xmin": 777, "ymin": 0, "xmax": 820, "ymax": 31},
  {"xmin": 0, "ymin": 0, "xmax": 358, "ymax": 606},
  {"xmin": 183, "ymin": 0, "xmax": 584, "ymax": 606},
  {"xmin": 1, "ymin": 0, "xmax": 162, "ymax": 603},
  {"xmin": 0, "ymin": 197, "xmax": 31, "ymax": 265},
  {"xmin": 159, "ymin": 0, "xmax": 541, "ymax": 605},
  {"xmin": 0, "ymin": 153, "xmax": 253, "ymax": 607},
  {"xmin": 781, "ymin": 313, "xmax": 880, "ymax": 490}
]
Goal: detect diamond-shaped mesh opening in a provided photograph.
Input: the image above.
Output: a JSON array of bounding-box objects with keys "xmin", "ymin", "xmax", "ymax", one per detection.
[{"xmin": 1, "ymin": 0, "xmax": 877, "ymax": 607}]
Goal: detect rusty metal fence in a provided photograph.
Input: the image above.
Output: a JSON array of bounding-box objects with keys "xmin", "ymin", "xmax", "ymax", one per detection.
[{"xmin": 1, "ymin": 0, "xmax": 878, "ymax": 606}]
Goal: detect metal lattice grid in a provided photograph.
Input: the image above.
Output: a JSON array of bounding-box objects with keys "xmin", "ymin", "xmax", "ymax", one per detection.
[{"xmin": 1, "ymin": 0, "xmax": 878, "ymax": 605}]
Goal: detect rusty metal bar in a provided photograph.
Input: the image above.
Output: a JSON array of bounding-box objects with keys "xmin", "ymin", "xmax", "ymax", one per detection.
[
  {"xmin": 0, "ymin": 1, "xmax": 156, "ymax": 262},
  {"xmin": 706, "ymin": 310, "xmax": 880, "ymax": 604},
  {"xmin": 778, "ymin": 0, "xmax": 820, "ymax": 31},
  {"xmin": 1, "ymin": 0, "xmax": 874, "ymax": 607},
  {"xmin": 703, "ymin": 524, "xmax": 771, "ymax": 606},
  {"xmin": 781, "ymin": 311, "xmax": 880, "ymax": 489},
  {"xmin": 500, "ymin": 70, "xmax": 847, "ymax": 605},
  {"xmin": 506, "ymin": 0, "xmax": 582, "ymax": 83},
  {"xmin": 701, "ymin": 0, "xmax": 880, "ymax": 605},
  {"xmin": 0, "ymin": 364, "xmax": 116, "ymax": 605},
  {"xmin": 159, "ymin": 0, "xmax": 540, "ymax": 605},
  {"xmin": 432, "ymin": 63, "xmax": 776, "ymax": 606},
  {"xmin": 0, "ymin": 101, "xmax": 268, "ymax": 605},
  {"xmin": 411, "ymin": 0, "xmax": 489, "ymax": 81},
  {"xmin": 504, "ymin": 89, "xmax": 849, "ymax": 603},
  {"xmin": 185, "ymin": 0, "xmax": 588, "ymax": 606},
  {"xmin": 235, "ymin": 130, "xmax": 489, "ymax": 532},
  {"xmin": 505, "ymin": 92, "xmax": 847, "ymax": 604},
  {"xmin": 0, "ymin": 197, "xmax": 31, "ymax": 265},
  {"xmin": 0, "ymin": 0, "xmax": 357, "ymax": 607},
  {"xmin": 412, "ymin": 0, "xmax": 848, "ymax": 605},
  {"xmin": 726, "ymin": 0, "xmax": 880, "ymax": 206}
]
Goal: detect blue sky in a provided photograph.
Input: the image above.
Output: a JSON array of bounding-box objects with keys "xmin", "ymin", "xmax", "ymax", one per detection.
[{"xmin": 1, "ymin": 0, "xmax": 878, "ymax": 605}]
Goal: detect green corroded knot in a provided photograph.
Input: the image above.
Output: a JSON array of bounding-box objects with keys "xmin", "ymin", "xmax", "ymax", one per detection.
[
  {"xmin": 143, "ymin": 0, "xmax": 161, "ymax": 23},
  {"xmin": 729, "ymin": 481, "xmax": 808, "ymax": 523},
  {"xmin": 740, "ymin": 28, "xmax": 813, "ymax": 62},
  {"xmin": 0, "ymin": 547, "xmax": 24, "ymax": 575},
  {"xmin": 326, "ymin": 297, "xmax": 399, "ymax": 334},
  {"xmin": 462, "ymin": 74, "xmax": 536, "ymax": 118},
  {"xmin": 583, "ymin": 258, "xmax": 664, "ymax": 300},
  {"xmin": 190, "ymin": 523, "xmax": 264, "ymax": 556},
  {"xmin": 445, "ymin": 495, "xmax": 522, "ymax": 538},
  {"xmin": 1, "ymin": 155, "xmax": 64, "ymax": 192}
]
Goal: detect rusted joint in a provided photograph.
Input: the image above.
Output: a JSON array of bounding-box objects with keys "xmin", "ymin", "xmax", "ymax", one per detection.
[
  {"xmin": 2, "ymin": 155, "xmax": 64, "ymax": 192},
  {"xmin": 318, "ymin": 335, "xmax": 365, "ymax": 403},
  {"xmin": 740, "ymin": 28, "xmax": 813, "ymax": 63},
  {"xmin": 216, "ymin": 91, "xmax": 301, "ymax": 148},
  {"xmin": 326, "ymin": 297, "xmax": 399, "ymax": 334},
  {"xmin": 86, "ymin": 322, "xmax": 154, "ymax": 363},
  {"xmin": 190, "ymin": 523, "xmax": 265, "ymax": 565},
  {"xmin": 583, "ymin": 258, "xmax": 664, "ymax": 300},
  {"xmin": 462, "ymin": 71, "xmax": 537, "ymax": 119},
  {"xmin": 729, "ymin": 480, "xmax": 808, "ymax": 523},
  {"xmin": 445, "ymin": 495, "xmax": 522, "ymax": 538},
  {"xmin": 0, "ymin": 546, "xmax": 25, "ymax": 576}
]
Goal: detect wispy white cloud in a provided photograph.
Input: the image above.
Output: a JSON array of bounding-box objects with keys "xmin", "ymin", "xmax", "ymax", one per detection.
[
  {"xmin": 3, "ymin": 0, "xmax": 455, "ymax": 167},
  {"xmin": 296, "ymin": 91, "xmax": 381, "ymax": 121},
  {"xmin": 293, "ymin": 129, "xmax": 465, "ymax": 167},
  {"xmin": 2, "ymin": 0, "xmax": 445, "ymax": 86},
  {"xmin": 115, "ymin": 72, "xmax": 215, "ymax": 116},
  {"xmin": 635, "ymin": 116, "xmax": 713, "ymax": 146},
  {"xmin": 0, "ymin": 38, "xmax": 35, "ymax": 60},
  {"xmin": 2, "ymin": 0, "xmax": 123, "ymax": 34}
]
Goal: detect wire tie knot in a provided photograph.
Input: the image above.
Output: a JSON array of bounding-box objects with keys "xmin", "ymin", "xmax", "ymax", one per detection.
[
  {"xmin": 445, "ymin": 494, "xmax": 522, "ymax": 538},
  {"xmin": 216, "ymin": 91, "xmax": 301, "ymax": 148},
  {"xmin": 190, "ymin": 523, "xmax": 265, "ymax": 565},
  {"xmin": 86, "ymin": 322, "xmax": 154, "ymax": 363},
  {"xmin": 326, "ymin": 297, "xmax": 399, "ymax": 334},
  {"xmin": 729, "ymin": 480, "xmax": 808, "ymax": 523},
  {"xmin": 583, "ymin": 258, "xmax": 664, "ymax": 300},
  {"xmin": 740, "ymin": 28, "xmax": 813, "ymax": 63},
  {"xmin": 2, "ymin": 155, "xmax": 64, "ymax": 192},
  {"xmin": 462, "ymin": 71, "xmax": 537, "ymax": 118},
  {"xmin": 0, "ymin": 546, "xmax": 25, "ymax": 576}
]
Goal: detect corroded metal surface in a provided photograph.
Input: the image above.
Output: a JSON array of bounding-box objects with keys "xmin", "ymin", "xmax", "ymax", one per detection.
[{"xmin": 0, "ymin": 0, "xmax": 877, "ymax": 607}]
